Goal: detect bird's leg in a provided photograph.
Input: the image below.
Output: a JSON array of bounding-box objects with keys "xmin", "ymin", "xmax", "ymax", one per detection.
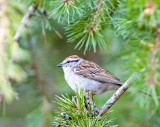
[
  {"xmin": 85, "ymin": 90, "xmax": 99, "ymax": 115},
  {"xmin": 72, "ymin": 90, "xmax": 99, "ymax": 116},
  {"xmin": 72, "ymin": 91, "xmax": 78, "ymax": 102},
  {"xmin": 72, "ymin": 95, "xmax": 77, "ymax": 102},
  {"xmin": 87, "ymin": 90, "xmax": 92, "ymax": 99}
]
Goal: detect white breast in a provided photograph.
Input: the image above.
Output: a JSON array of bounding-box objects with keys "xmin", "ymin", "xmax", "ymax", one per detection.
[{"xmin": 62, "ymin": 67, "xmax": 108, "ymax": 94}]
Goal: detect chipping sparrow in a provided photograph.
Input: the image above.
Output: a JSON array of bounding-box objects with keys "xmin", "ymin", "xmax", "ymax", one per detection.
[{"xmin": 57, "ymin": 55, "xmax": 122, "ymax": 95}]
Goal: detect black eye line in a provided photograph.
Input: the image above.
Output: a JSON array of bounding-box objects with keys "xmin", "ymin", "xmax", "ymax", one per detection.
[
  {"xmin": 66, "ymin": 59, "xmax": 79, "ymax": 64},
  {"xmin": 72, "ymin": 60, "xmax": 79, "ymax": 62}
]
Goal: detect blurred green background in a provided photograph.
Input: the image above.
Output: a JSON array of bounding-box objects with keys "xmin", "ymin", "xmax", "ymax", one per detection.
[{"xmin": 0, "ymin": 0, "xmax": 160, "ymax": 127}]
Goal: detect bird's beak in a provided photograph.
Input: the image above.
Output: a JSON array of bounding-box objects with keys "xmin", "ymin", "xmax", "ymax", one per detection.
[{"xmin": 57, "ymin": 62, "xmax": 63, "ymax": 67}]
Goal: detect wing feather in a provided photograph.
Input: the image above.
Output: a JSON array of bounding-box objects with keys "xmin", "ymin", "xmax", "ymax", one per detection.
[{"xmin": 74, "ymin": 60, "xmax": 122, "ymax": 85}]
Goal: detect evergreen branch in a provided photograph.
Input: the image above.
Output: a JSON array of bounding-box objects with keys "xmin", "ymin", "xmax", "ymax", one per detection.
[
  {"xmin": 14, "ymin": 4, "xmax": 38, "ymax": 42},
  {"xmin": 49, "ymin": 0, "xmax": 83, "ymax": 24},
  {"xmin": 65, "ymin": 0, "xmax": 108, "ymax": 52},
  {"xmin": 0, "ymin": 0, "xmax": 9, "ymax": 45},
  {"xmin": 98, "ymin": 73, "xmax": 137, "ymax": 116},
  {"xmin": 54, "ymin": 90, "xmax": 114, "ymax": 127},
  {"xmin": 89, "ymin": 0, "xmax": 105, "ymax": 28},
  {"xmin": 0, "ymin": 0, "xmax": 16, "ymax": 102},
  {"xmin": 113, "ymin": 0, "xmax": 160, "ymax": 110}
]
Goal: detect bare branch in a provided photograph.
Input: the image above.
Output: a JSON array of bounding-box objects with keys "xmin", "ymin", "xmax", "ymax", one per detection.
[
  {"xmin": 14, "ymin": 4, "xmax": 38, "ymax": 42},
  {"xmin": 98, "ymin": 73, "xmax": 137, "ymax": 116}
]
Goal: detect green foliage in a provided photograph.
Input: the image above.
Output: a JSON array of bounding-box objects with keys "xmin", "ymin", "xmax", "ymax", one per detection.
[
  {"xmin": 54, "ymin": 90, "xmax": 114, "ymax": 127},
  {"xmin": 65, "ymin": 20, "xmax": 106, "ymax": 52},
  {"xmin": 113, "ymin": 0, "xmax": 160, "ymax": 40},
  {"xmin": 48, "ymin": 0, "xmax": 83, "ymax": 24},
  {"xmin": 112, "ymin": 0, "xmax": 160, "ymax": 111},
  {"xmin": 0, "ymin": 0, "xmax": 30, "ymax": 102},
  {"xmin": 1, "ymin": 0, "xmax": 160, "ymax": 127},
  {"xmin": 46, "ymin": 0, "xmax": 117, "ymax": 52}
]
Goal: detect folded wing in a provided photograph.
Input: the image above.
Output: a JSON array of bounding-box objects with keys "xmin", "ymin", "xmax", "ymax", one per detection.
[{"xmin": 74, "ymin": 60, "xmax": 122, "ymax": 85}]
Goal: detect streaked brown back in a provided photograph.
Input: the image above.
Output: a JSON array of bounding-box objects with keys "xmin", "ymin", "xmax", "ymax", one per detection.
[{"xmin": 74, "ymin": 60, "xmax": 122, "ymax": 85}]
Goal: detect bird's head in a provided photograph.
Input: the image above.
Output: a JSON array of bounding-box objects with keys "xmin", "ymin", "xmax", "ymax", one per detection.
[{"xmin": 57, "ymin": 55, "xmax": 84, "ymax": 68}]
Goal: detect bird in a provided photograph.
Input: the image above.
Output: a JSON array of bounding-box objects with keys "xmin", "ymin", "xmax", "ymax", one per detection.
[{"xmin": 57, "ymin": 55, "xmax": 122, "ymax": 95}]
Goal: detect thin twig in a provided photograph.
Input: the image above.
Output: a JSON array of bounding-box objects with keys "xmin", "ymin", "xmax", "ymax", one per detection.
[
  {"xmin": 14, "ymin": 4, "xmax": 38, "ymax": 42},
  {"xmin": 98, "ymin": 73, "xmax": 137, "ymax": 116}
]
